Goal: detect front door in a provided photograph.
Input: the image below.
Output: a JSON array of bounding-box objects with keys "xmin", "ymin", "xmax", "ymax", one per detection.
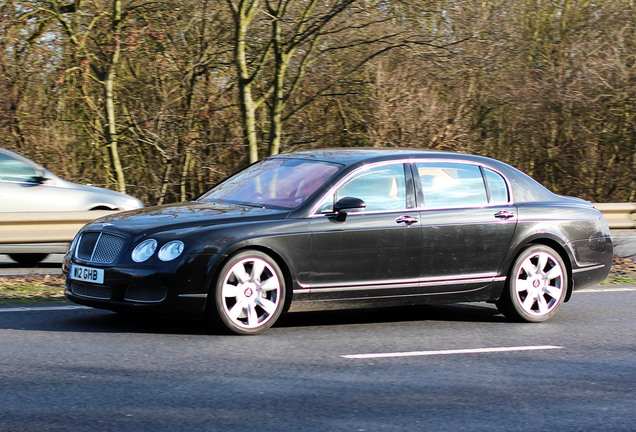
[{"xmin": 309, "ymin": 162, "xmax": 421, "ymax": 300}]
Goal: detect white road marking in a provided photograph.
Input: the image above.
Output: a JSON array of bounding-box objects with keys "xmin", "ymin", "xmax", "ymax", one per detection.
[
  {"xmin": 0, "ymin": 305, "xmax": 91, "ymax": 313},
  {"xmin": 342, "ymin": 345, "xmax": 563, "ymax": 359},
  {"xmin": 578, "ymin": 287, "xmax": 636, "ymax": 293}
]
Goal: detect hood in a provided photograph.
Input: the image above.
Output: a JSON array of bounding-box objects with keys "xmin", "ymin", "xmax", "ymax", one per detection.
[
  {"xmin": 43, "ymin": 172, "xmax": 143, "ymax": 210},
  {"xmin": 86, "ymin": 201, "xmax": 290, "ymax": 236},
  {"xmin": 57, "ymin": 175, "xmax": 141, "ymax": 199}
]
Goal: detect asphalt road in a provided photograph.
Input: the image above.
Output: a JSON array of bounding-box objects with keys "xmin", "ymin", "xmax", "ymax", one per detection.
[{"xmin": 1, "ymin": 287, "xmax": 635, "ymax": 432}]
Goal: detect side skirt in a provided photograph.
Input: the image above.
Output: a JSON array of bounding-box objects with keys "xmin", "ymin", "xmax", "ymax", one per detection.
[{"xmin": 288, "ymin": 280, "xmax": 506, "ymax": 313}]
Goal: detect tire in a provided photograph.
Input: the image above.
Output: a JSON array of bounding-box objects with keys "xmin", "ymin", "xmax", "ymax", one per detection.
[
  {"xmin": 496, "ymin": 245, "xmax": 568, "ymax": 323},
  {"xmin": 212, "ymin": 250, "xmax": 286, "ymax": 335},
  {"xmin": 8, "ymin": 253, "xmax": 49, "ymax": 266}
]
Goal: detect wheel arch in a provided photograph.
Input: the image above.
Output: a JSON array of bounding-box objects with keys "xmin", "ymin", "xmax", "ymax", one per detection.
[{"xmin": 88, "ymin": 205, "xmax": 118, "ymax": 211}]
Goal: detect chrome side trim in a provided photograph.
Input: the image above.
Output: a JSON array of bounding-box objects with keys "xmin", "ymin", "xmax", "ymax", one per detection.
[
  {"xmin": 310, "ymin": 208, "xmax": 413, "ymax": 218},
  {"xmin": 313, "ymin": 282, "xmax": 421, "ymax": 293},
  {"xmin": 416, "ymin": 206, "xmax": 516, "ymax": 213},
  {"xmin": 493, "ymin": 276, "xmax": 507, "ymax": 282},
  {"xmin": 310, "ymin": 205, "xmax": 517, "ymax": 219},
  {"xmin": 309, "ymin": 273, "xmax": 497, "ymax": 290},
  {"xmin": 309, "ymin": 157, "xmax": 514, "ymax": 217},
  {"xmin": 311, "ymin": 274, "xmax": 496, "ymax": 293},
  {"xmin": 177, "ymin": 293, "xmax": 208, "ymax": 298},
  {"xmin": 420, "ymin": 272, "xmax": 495, "ymax": 283},
  {"xmin": 293, "ymin": 289, "xmax": 311, "ymax": 295},
  {"xmin": 311, "ymin": 277, "xmax": 420, "ymax": 289},
  {"xmin": 418, "ymin": 277, "xmax": 492, "ymax": 288},
  {"xmin": 572, "ymin": 264, "xmax": 606, "ymax": 274}
]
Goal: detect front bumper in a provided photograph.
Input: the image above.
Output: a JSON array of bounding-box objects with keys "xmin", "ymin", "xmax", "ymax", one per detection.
[{"xmin": 63, "ymin": 253, "xmax": 220, "ymax": 315}]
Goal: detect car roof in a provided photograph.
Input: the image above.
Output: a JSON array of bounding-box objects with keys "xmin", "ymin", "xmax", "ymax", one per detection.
[
  {"xmin": 274, "ymin": 148, "xmax": 560, "ymax": 204},
  {"xmin": 275, "ymin": 148, "xmax": 465, "ymax": 165},
  {"xmin": 273, "ymin": 148, "xmax": 523, "ymax": 170}
]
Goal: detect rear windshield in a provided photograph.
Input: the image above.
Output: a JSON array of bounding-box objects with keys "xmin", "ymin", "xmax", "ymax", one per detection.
[{"xmin": 198, "ymin": 158, "xmax": 341, "ymax": 209}]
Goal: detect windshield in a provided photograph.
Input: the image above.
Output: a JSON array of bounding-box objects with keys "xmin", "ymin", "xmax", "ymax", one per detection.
[{"xmin": 198, "ymin": 158, "xmax": 342, "ymax": 209}]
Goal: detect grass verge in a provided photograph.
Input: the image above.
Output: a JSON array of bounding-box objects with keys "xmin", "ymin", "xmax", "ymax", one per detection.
[
  {"xmin": 0, "ymin": 275, "xmax": 66, "ymax": 306},
  {"xmin": 599, "ymin": 275, "xmax": 636, "ymax": 285}
]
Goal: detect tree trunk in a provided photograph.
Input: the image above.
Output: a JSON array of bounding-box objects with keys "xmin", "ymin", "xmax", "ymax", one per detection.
[
  {"xmin": 104, "ymin": 74, "xmax": 126, "ymax": 193},
  {"xmin": 233, "ymin": 0, "xmax": 261, "ymax": 163},
  {"xmin": 103, "ymin": 0, "xmax": 126, "ymax": 193},
  {"xmin": 268, "ymin": 11, "xmax": 285, "ymax": 156}
]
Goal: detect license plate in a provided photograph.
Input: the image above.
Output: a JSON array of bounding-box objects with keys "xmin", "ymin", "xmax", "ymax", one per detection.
[{"xmin": 70, "ymin": 265, "xmax": 104, "ymax": 284}]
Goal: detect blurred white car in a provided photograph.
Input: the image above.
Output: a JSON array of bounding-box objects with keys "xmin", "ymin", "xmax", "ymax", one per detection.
[{"xmin": 0, "ymin": 147, "xmax": 143, "ymax": 264}]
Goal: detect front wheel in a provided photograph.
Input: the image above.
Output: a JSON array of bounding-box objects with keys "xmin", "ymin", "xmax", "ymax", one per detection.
[
  {"xmin": 212, "ymin": 251, "xmax": 286, "ymax": 335},
  {"xmin": 496, "ymin": 245, "xmax": 568, "ymax": 323}
]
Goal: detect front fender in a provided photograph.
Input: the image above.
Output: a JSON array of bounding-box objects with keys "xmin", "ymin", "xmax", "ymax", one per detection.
[{"xmin": 185, "ymin": 218, "xmax": 312, "ymax": 294}]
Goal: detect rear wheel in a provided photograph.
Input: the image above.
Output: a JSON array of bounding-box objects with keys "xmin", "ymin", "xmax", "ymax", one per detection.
[
  {"xmin": 212, "ymin": 250, "xmax": 286, "ymax": 335},
  {"xmin": 8, "ymin": 253, "xmax": 49, "ymax": 266},
  {"xmin": 496, "ymin": 245, "xmax": 567, "ymax": 323}
]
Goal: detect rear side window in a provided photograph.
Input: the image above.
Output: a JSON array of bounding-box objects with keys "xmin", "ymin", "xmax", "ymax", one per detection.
[
  {"xmin": 415, "ymin": 162, "xmax": 488, "ymax": 208},
  {"xmin": 484, "ymin": 168, "xmax": 509, "ymax": 204}
]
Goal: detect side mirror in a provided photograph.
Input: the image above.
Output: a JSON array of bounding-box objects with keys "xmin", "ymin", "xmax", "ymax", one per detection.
[
  {"xmin": 332, "ymin": 197, "xmax": 366, "ymax": 222},
  {"xmin": 30, "ymin": 175, "xmax": 49, "ymax": 184}
]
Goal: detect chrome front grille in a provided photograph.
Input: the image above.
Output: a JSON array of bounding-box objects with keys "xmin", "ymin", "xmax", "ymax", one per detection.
[{"xmin": 76, "ymin": 232, "xmax": 126, "ymax": 264}]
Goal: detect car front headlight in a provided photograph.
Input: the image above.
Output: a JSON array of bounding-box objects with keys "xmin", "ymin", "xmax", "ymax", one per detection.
[
  {"xmin": 132, "ymin": 239, "xmax": 157, "ymax": 262},
  {"xmin": 158, "ymin": 240, "xmax": 185, "ymax": 262}
]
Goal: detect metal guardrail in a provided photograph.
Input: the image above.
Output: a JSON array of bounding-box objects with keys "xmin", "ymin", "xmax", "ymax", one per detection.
[
  {"xmin": 0, "ymin": 205, "xmax": 634, "ymax": 250},
  {"xmin": 0, "ymin": 211, "xmax": 117, "ymax": 247},
  {"xmin": 593, "ymin": 203, "xmax": 636, "ymax": 229}
]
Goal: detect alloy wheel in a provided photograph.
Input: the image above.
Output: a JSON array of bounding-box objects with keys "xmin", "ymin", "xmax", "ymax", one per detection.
[
  {"xmin": 514, "ymin": 251, "xmax": 565, "ymax": 317},
  {"xmin": 215, "ymin": 252, "xmax": 284, "ymax": 335}
]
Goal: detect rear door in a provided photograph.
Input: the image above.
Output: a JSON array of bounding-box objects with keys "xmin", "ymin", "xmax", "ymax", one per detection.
[{"xmin": 413, "ymin": 161, "xmax": 517, "ymax": 293}]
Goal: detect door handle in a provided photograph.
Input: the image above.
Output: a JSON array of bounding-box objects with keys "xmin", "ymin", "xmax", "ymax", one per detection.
[
  {"xmin": 396, "ymin": 215, "xmax": 418, "ymax": 225},
  {"xmin": 494, "ymin": 210, "xmax": 515, "ymax": 220}
]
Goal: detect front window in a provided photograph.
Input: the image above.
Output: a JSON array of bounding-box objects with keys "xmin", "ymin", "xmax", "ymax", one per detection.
[
  {"xmin": 0, "ymin": 153, "xmax": 37, "ymax": 182},
  {"xmin": 198, "ymin": 158, "xmax": 341, "ymax": 209},
  {"xmin": 318, "ymin": 163, "xmax": 407, "ymax": 213}
]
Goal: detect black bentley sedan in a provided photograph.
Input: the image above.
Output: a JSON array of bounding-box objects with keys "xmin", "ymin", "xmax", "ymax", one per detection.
[{"xmin": 63, "ymin": 149, "xmax": 613, "ymax": 334}]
